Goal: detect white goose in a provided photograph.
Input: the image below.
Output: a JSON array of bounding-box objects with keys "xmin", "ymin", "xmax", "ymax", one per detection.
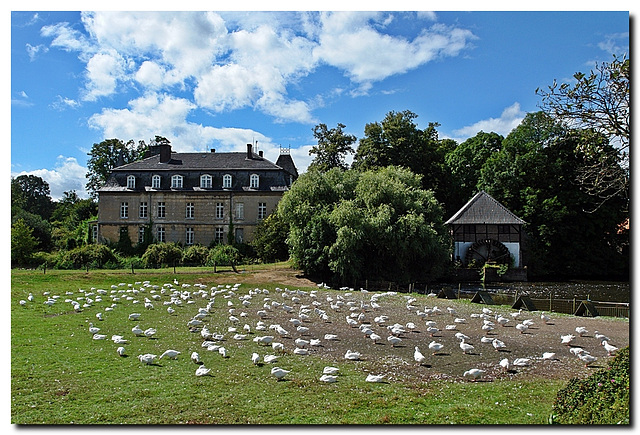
[
  {"xmin": 542, "ymin": 352, "xmax": 556, "ymax": 360},
  {"xmin": 159, "ymin": 349, "xmax": 180, "ymax": 360},
  {"xmin": 602, "ymin": 340, "xmax": 618, "ymax": 356},
  {"xmin": 323, "ymin": 366, "xmax": 339, "ymax": 375},
  {"xmin": 270, "ymin": 367, "xmax": 290, "ymax": 381},
  {"xmin": 143, "ymin": 328, "xmax": 157, "ymax": 338},
  {"xmin": 191, "ymin": 352, "xmax": 201, "ymax": 364},
  {"xmin": 263, "ymin": 354, "xmax": 279, "ymax": 364},
  {"xmin": 251, "ymin": 352, "xmax": 260, "ymax": 365},
  {"xmin": 499, "ymin": 358, "xmax": 510, "ymax": 370},
  {"xmin": 463, "ymin": 369, "xmax": 485, "ymax": 381},
  {"xmin": 116, "ymin": 346, "xmax": 126, "ymax": 357},
  {"xmin": 387, "ymin": 335, "xmax": 402, "ymax": 347},
  {"xmin": 561, "ymin": 334, "xmax": 576, "ymax": 346},
  {"xmin": 575, "ymin": 326, "xmax": 588, "ymax": 337},
  {"xmin": 365, "ymin": 374, "xmax": 386, "ymax": 383},
  {"xmin": 512, "ymin": 358, "xmax": 530, "ymax": 367},
  {"xmin": 459, "ymin": 340, "xmax": 474, "ymax": 354},
  {"xmin": 138, "ymin": 353, "xmax": 157, "ymax": 365},
  {"xmin": 428, "ymin": 341, "xmax": 444, "ymax": 355},
  {"xmin": 195, "ymin": 365, "xmax": 211, "ymax": 376},
  {"xmin": 579, "ymin": 353, "xmax": 597, "ymax": 367},
  {"xmin": 414, "ymin": 347, "xmax": 426, "ymax": 365},
  {"xmin": 515, "ymin": 323, "xmax": 528, "ymax": 334},
  {"xmin": 88, "ymin": 323, "xmax": 100, "ymax": 334},
  {"xmin": 319, "ymin": 374, "xmax": 338, "ymax": 383},
  {"xmin": 492, "ymin": 338, "xmax": 506, "ymax": 351},
  {"xmin": 344, "ymin": 350, "xmax": 362, "ymax": 360}
]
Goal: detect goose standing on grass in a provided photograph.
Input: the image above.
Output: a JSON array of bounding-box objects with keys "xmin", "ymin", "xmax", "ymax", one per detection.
[
  {"xmin": 251, "ymin": 352, "xmax": 260, "ymax": 365},
  {"xmin": 128, "ymin": 313, "xmax": 141, "ymax": 321},
  {"xmin": 191, "ymin": 352, "xmax": 201, "ymax": 364},
  {"xmin": 272, "ymin": 342, "xmax": 285, "ymax": 354},
  {"xmin": 271, "ymin": 367, "xmax": 290, "ymax": 381},
  {"xmin": 144, "ymin": 327, "xmax": 157, "ymax": 339},
  {"xmin": 463, "ymin": 369, "xmax": 486, "ymax": 381},
  {"xmin": 159, "ymin": 349, "xmax": 180, "ymax": 360},
  {"xmin": 132, "ymin": 325, "xmax": 144, "ymax": 336},
  {"xmin": 138, "ymin": 353, "xmax": 158, "ymax": 365},
  {"xmin": 88, "ymin": 323, "xmax": 100, "ymax": 334}
]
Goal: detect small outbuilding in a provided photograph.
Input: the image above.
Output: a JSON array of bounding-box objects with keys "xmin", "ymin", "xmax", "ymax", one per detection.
[{"xmin": 446, "ymin": 191, "xmax": 527, "ymax": 281}]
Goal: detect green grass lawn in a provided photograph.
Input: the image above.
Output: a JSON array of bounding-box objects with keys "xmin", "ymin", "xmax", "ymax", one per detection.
[{"xmin": 11, "ymin": 267, "xmax": 566, "ymax": 424}]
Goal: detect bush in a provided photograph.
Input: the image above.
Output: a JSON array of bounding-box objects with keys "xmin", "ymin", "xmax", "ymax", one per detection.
[
  {"xmin": 31, "ymin": 251, "xmax": 58, "ymax": 268},
  {"xmin": 551, "ymin": 346, "xmax": 629, "ymax": 424},
  {"xmin": 206, "ymin": 244, "xmax": 240, "ymax": 272},
  {"xmin": 55, "ymin": 244, "xmax": 118, "ymax": 269},
  {"xmin": 182, "ymin": 245, "xmax": 209, "ymax": 266},
  {"xmin": 141, "ymin": 243, "xmax": 183, "ymax": 268}
]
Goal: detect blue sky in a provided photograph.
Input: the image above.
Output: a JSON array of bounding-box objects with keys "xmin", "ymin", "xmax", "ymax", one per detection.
[{"xmin": 10, "ymin": 9, "xmax": 630, "ymax": 200}]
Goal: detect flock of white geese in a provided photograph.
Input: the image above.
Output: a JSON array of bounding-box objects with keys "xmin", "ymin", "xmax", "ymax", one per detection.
[{"xmin": 22, "ymin": 279, "xmax": 621, "ymax": 384}]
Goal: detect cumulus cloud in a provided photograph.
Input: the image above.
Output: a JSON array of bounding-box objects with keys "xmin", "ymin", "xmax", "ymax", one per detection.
[
  {"xmin": 451, "ymin": 102, "xmax": 526, "ymax": 140},
  {"xmin": 12, "ymin": 156, "xmax": 88, "ymax": 200}
]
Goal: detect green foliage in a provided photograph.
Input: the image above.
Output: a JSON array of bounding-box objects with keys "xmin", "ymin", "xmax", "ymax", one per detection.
[
  {"xmin": 182, "ymin": 244, "xmax": 209, "ymax": 266},
  {"xmin": 206, "ymin": 244, "xmax": 241, "ymax": 272},
  {"xmin": 85, "ymin": 138, "xmax": 149, "ymax": 198},
  {"xmin": 279, "ymin": 166, "xmax": 450, "ymax": 284},
  {"xmin": 11, "ymin": 219, "xmax": 38, "ymax": 266},
  {"xmin": 55, "ymin": 244, "xmax": 118, "ymax": 269},
  {"xmin": 11, "ymin": 201, "xmax": 53, "ymax": 251},
  {"xmin": 11, "ymin": 175, "xmax": 54, "ymax": 220},
  {"xmin": 141, "ymin": 242, "xmax": 183, "ymax": 268},
  {"xmin": 308, "ymin": 122, "xmax": 357, "ymax": 172},
  {"xmin": 251, "ymin": 209, "xmax": 290, "ymax": 263},
  {"xmin": 551, "ymin": 347, "xmax": 629, "ymax": 424}
]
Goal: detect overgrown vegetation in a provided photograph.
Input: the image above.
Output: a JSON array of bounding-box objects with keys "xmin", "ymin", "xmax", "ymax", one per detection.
[{"xmin": 551, "ymin": 346, "xmax": 629, "ymax": 424}]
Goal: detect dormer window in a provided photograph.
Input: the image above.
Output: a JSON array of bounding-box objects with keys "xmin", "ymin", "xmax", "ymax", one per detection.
[
  {"xmin": 223, "ymin": 174, "xmax": 232, "ymax": 189},
  {"xmin": 126, "ymin": 175, "xmax": 135, "ymax": 189},
  {"xmin": 171, "ymin": 174, "xmax": 183, "ymax": 189},
  {"xmin": 152, "ymin": 175, "xmax": 161, "ymax": 189},
  {"xmin": 200, "ymin": 174, "xmax": 212, "ymax": 189},
  {"xmin": 250, "ymin": 174, "xmax": 259, "ymax": 189}
]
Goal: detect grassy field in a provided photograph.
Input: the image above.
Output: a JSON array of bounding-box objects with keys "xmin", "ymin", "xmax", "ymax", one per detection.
[{"xmin": 11, "ymin": 266, "xmax": 613, "ymax": 425}]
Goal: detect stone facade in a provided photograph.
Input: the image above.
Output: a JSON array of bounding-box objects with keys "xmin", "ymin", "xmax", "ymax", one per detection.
[{"xmin": 96, "ymin": 143, "xmax": 297, "ymax": 247}]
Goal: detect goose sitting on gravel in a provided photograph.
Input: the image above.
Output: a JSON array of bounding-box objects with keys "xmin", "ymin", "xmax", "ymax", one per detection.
[
  {"xmin": 512, "ymin": 358, "xmax": 531, "ymax": 367},
  {"xmin": 463, "ymin": 369, "xmax": 486, "ymax": 381},
  {"xmin": 344, "ymin": 350, "xmax": 362, "ymax": 360},
  {"xmin": 324, "ymin": 334, "xmax": 339, "ymax": 341},
  {"xmin": 542, "ymin": 352, "xmax": 556, "ymax": 360}
]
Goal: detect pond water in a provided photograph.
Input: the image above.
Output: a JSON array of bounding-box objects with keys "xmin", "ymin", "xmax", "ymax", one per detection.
[{"xmin": 453, "ymin": 281, "xmax": 630, "ymax": 303}]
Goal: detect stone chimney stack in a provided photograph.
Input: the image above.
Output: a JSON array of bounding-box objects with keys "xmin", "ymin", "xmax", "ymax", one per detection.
[
  {"xmin": 149, "ymin": 143, "xmax": 172, "ymax": 163},
  {"xmin": 246, "ymin": 143, "xmax": 253, "ymax": 159}
]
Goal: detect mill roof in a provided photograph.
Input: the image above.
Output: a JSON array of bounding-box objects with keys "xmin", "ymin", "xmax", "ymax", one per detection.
[{"xmin": 445, "ymin": 191, "xmax": 525, "ymax": 225}]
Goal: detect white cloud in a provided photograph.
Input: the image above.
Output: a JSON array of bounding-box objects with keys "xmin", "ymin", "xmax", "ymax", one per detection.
[
  {"xmin": 25, "ymin": 43, "xmax": 48, "ymax": 61},
  {"xmin": 82, "ymin": 50, "xmax": 128, "ymax": 101},
  {"xmin": 451, "ymin": 102, "xmax": 526, "ymax": 140},
  {"xmin": 313, "ymin": 12, "xmax": 476, "ymax": 85},
  {"xmin": 12, "ymin": 156, "xmax": 88, "ymax": 200}
]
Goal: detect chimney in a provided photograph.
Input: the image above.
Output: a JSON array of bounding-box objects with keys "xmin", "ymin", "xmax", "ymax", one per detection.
[
  {"xmin": 246, "ymin": 143, "xmax": 253, "ymax": 159},
  {"xmin": 258, "ymin": 150, "xmax": 264, "ymax": 158},
  {"xmin": 210, "ymin": 148, "xmax": 216, "ymax": 153},
  {"xmin": 150, "ymin": 143, "xmax": 172, "ymax": 163}
]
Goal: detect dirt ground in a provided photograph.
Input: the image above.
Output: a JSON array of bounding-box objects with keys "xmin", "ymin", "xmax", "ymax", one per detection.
[{"xmin": 196, "ymin": 267, "xmax": 630, "ymax": 384}]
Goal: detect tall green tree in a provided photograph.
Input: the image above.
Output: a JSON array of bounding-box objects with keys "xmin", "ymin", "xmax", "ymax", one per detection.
[
  {"xmin": 251, "ymin": 209, "xmax": 290, "ymax": 263},
  {"xmin": 444, "ymin": 131, "xmax": 503, "ymax": 215},
  {"xmin": 279, "ymin": 166, "xmax": 450, "ymax": 284},
  {"xmin": 479, "ymin": 112, "xmax": 627, "ymax": 279},
  {"xmin": 11, "ymin": 175, "xmax": 54, "ymax": 220},
  {"xmin": 536, "ymin": 54, "xmax": 629, "ymax": 209},
  {"xmin": 86, "ymin": 138, "xmax": 148, "ymax": 198},
  {"xmin": 308, "ymin": 123, "xmax": 357, "ymax": 172},
  {"xmin": 11, "ymin": 219, "xmax": 37, "ymax": 266}
]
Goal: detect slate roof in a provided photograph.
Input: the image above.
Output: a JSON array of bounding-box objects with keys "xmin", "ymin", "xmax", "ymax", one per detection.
[
  {"xmin": 445, "ymin": 191, "xmax": 525, "ymax": 225},
  {"xmin": 112, "ymin": 151, "xmax": 283, "ymax": 171}
]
